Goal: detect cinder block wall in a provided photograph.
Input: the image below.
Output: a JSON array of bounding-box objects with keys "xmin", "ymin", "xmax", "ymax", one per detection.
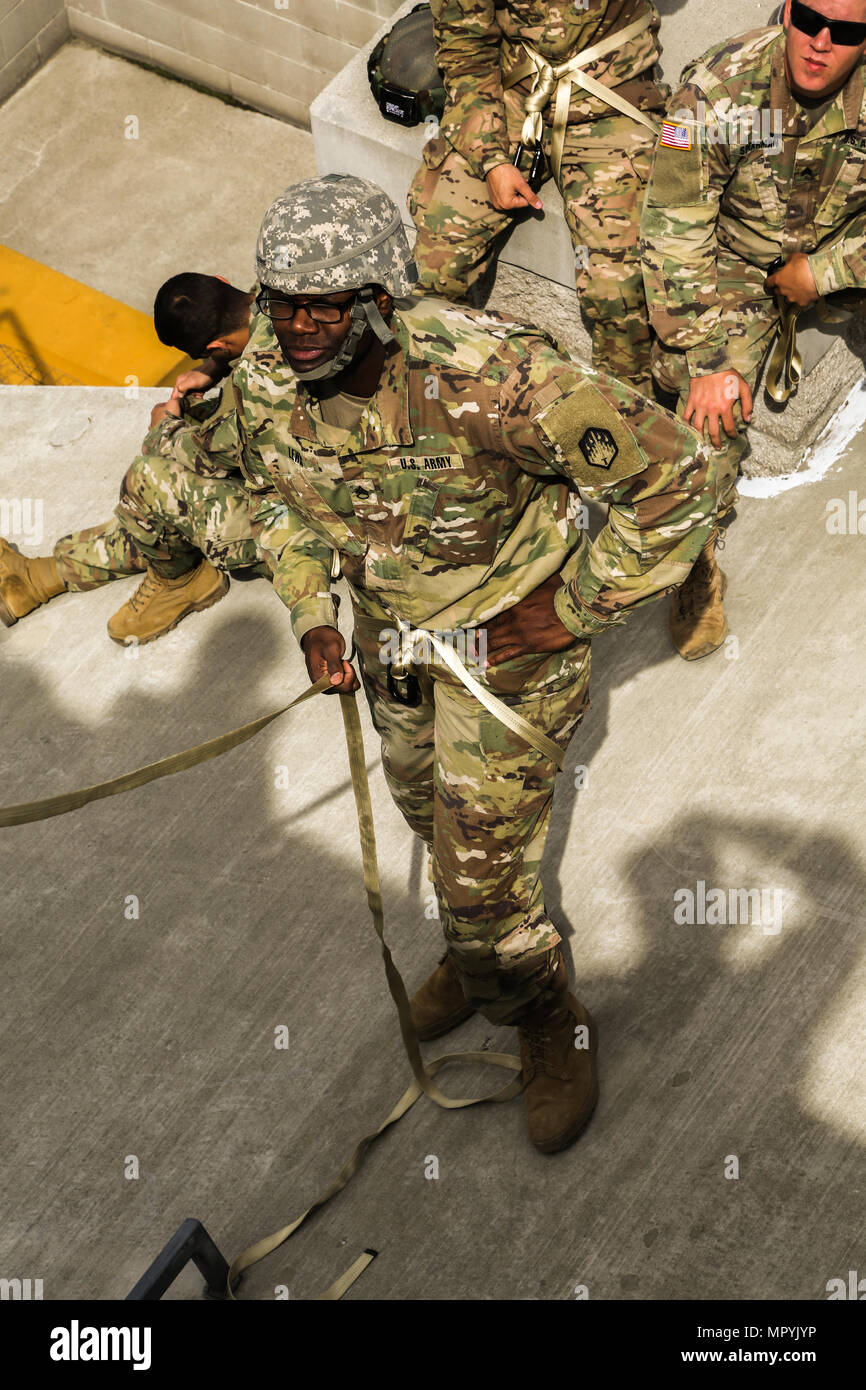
[
  {"xmin": 65, "ymin": 0, "xmax": 402, "ymax": 126},
  {"xmin": 0, "ymin": 0, "xmax": 68, "ymax": 104}
]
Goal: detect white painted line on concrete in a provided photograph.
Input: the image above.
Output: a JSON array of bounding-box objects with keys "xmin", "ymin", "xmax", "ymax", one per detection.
[{"xmin": 739, "ymin": 379, "xmax": 866, "ymax": 498}]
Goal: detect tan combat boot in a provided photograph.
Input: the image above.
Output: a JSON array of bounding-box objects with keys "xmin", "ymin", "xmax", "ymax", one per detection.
[
  {"xmin": 0, "ymin": 540, "xmax": 67, "ymax": 626},
  {"xmin": 409, "ymin": 951, "xmax": 476, "ymax": 1040},
  {"xmin": 107, "ymin": 559, "xmax": 228, "ymax": 645},
  {"xmin": 668, "ymin": 525, "xmax": 729, "ymax": 660},
  {"xmin": 516, "ymin": 949, "xmax": 599, "ymax": 1154}
]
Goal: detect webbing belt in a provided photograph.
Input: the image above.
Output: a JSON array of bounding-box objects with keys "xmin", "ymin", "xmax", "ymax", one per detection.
[
  {"xmin": 503, "ymin": 12, "xmax": 659, "ymax": 183},
  {"xmin": 396, "ymin": 624, "xmax": 564, "ymax": 768},
  {"xmin": 0, "ymin": 632, "xmax": 562, "ymax": 1298}
]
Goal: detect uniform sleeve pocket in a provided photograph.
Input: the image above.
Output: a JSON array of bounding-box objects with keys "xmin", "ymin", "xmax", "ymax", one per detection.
[{"xmin": 815, "ymin": 151, "xmax": 866, "ymax": 227}]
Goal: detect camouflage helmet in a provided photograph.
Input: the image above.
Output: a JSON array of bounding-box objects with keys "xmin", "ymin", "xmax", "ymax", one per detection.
[
  {"xmin": 255, "ymin": 174, "xmax": 418, "ymax": 299},
  {"xmin": 255, "ymin": 174, "xmax": 418, "ymax": 381}
]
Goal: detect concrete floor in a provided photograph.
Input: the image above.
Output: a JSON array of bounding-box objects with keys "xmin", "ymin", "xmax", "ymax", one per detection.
[
  {"xmin": 0, "ymin": 41, "xmax": 315, "ymax": 311},
  {"xmin": 1, "ymin": 385, "xmax": 864, "ymax": 1300},
  {"xmin": 0, "ymin": 37, "xmax": 863, "ymax": 1304}
]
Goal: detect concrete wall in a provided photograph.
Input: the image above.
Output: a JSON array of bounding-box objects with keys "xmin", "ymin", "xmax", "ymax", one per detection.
[
  {"xmin": 64, "ymin": 0, "xmax": 402, "ymax": 126},
  {"xmin": 0, "ymin": 0, "xmax": 68, "ymax": 104},
  {"xmin": 1, "ymin": 1, "xmax": 780, "ymax": 123}
]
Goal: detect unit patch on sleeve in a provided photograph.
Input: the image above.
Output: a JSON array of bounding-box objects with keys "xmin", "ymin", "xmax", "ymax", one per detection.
[
  {"xmin": 535, "ymin": 379, "xmax": 646, "ymax": 489},
  {"xmin": 578, "ymin": 427, "xmax": 618, "ymax": 470}
]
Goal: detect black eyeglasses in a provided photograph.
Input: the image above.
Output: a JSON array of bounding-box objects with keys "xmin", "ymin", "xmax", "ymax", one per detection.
[
  {"xmin": 790, "ymin": 0, "xmax": 866, "ymax": 46},
  {"xmin": 255, "ymin": 291, "xmax": 357, "ymax": 323}
]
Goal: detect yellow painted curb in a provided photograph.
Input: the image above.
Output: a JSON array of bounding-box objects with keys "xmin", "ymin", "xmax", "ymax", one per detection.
[{"xmin": 0, "ymin": 244, "xmax": 193, "ymax": 387}]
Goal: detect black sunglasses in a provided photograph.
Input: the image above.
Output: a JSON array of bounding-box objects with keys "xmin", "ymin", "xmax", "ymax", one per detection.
[{"xmin": 790, "ymin": 0, "xmax": 866, "ymax": 46}]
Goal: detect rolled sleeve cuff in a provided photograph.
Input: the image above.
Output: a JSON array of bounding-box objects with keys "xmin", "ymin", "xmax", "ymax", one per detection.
[
  {"xmin": 808, "ymin": 246, "xmax": 849, "ymax": 298},
  {"xmin": 290, "ymin": 594, "xmax": 339, "ymax": 645},
  {"xmin": 480, "ymin": 150, "xmax": 513, "ymax": 177},
  {"xmin": 554, "ymin": 582, "xmax": 620, "ymax": 640},
  {"xmin": 140, "ymin": 414, "xmax": 181, "ymax": 456},
  {"xmin": 685, "ymin": 341, "xmax": 735, "ymax": 377}
]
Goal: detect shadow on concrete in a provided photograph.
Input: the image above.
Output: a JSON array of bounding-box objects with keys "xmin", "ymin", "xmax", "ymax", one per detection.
[{"xmin": 0, "ymin": 580, "xmax": 860, "ymax": 1300}]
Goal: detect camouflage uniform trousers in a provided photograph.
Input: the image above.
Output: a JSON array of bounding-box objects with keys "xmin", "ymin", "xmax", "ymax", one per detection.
[
  {"xmin": 651, "ymin": 251, "xmax": 866, "ymax": 514},
  {"xmin": 112, "ymin": 452, "xmax": 270, "ymax": 579},
  {"xmin": 409, "ymin": 85, "xmax": 658, "ymax": 389},
  {"xmin": 54, "ymin": 519, "xmax": 147, "ymax": 591},
  {"xmin": 352, "ymin": 601, "xmax": 591, "ymax": 1026}
]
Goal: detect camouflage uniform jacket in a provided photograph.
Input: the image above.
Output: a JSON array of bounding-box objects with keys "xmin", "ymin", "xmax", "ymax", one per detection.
[
  {"xmin": 138, "ymin": 371, "xmax": 243, "ymax": 480},
  {"xmin": 229, "ymin": 299, "xmax": 715, "ymax": 646},
  {"xmin": 641, "ymin": 26, "xmax": 866, "ymax": 375},
  {"xmin": 138, "ymin": 291, "xmax": 260, "ymax": 475},
  {"xmin": 432, "ymin": 0, "xmax": 662, "ymax": 179}
]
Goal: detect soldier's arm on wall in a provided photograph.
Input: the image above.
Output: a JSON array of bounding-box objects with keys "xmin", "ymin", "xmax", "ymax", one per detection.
[
  {"xmin": 139, "ymin": 375, "xmax": 244, "ymax": 477},
  {"xmin": 809, "ymin": 213, "xmax": 866, "ymax": 297},
  {"xmin": 640, "ymin": 83, "xmax": 734, "ymax": 376},
  {"xmin": 431, "ymin": 0, "xmax": 510, "ymax": 179},
  {"xmin": 501, "ymin": 351, "xmax": 717, "ymax": 639}
]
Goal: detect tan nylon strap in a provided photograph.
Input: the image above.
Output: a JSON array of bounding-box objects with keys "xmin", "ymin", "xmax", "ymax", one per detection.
[
  {"xmin": 419, "ymin": 629, "xmax": 564, "ymax": 769},
  {"xmin": 0, "ymin": 657, "xmax": 530, "ymax": 1297},
  {"xmin": 765, "ymin": 298, "xmax": 803, "ymax": 404},
  {"xmin": 226, "ymin": 691, "xmax": 522, "ymax": 1299},
  {"xmin": 0, "ymin": 675, "xmax": 334, "ymax": 828},
  {"xmin": 503, "ymin": 13, "xmax": 659, "ymax": 182}
]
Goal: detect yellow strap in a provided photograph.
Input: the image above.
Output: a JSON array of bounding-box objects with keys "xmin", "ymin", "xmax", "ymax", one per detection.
[
  {"xmin": 504, "ymin": 13, "xmax": 659, "ymax": 182},
  {"xmin": 765, "ymin": 298, "xmax": 803, "ymax": 404}
]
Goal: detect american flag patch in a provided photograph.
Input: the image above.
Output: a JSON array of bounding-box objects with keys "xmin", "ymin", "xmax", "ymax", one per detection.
[{"xmin": 660, "ymin": 121, "xmax": 692, "ymax": 150}]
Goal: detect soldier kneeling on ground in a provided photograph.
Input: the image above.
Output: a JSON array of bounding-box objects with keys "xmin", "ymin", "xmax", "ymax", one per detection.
[{"xmin": 0, "ymin": 273, "xmax": 258, "ymax": 643}]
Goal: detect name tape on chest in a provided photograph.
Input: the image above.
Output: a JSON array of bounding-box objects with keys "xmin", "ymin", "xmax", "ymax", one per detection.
[{"xmin": 387, "ymin": 453, "xmax": 465, "ymax": 472}]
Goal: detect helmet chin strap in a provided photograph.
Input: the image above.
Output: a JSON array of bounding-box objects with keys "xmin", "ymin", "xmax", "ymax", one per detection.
[{"xmin": 291, "ymin": 288, "xmax": 395, "ymax": 384}]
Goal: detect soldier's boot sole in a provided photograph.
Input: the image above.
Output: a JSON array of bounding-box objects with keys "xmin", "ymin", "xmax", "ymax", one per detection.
[
  {"xmin": 107, "ymin": 573, "xmax": 229, "ymax": 646},
  {"xmin": 524, "ymin": 1001, "xmax": 600, "ymax": 1155},
  {"xmin": 410, "ymin": 953, "xmax": 477, "ymax": 1040}
]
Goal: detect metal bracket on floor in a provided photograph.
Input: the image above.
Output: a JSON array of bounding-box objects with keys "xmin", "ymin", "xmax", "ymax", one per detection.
[{"xmin": 126, "ymin": 1218, "xmax": 239, "ymax": 1300}]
